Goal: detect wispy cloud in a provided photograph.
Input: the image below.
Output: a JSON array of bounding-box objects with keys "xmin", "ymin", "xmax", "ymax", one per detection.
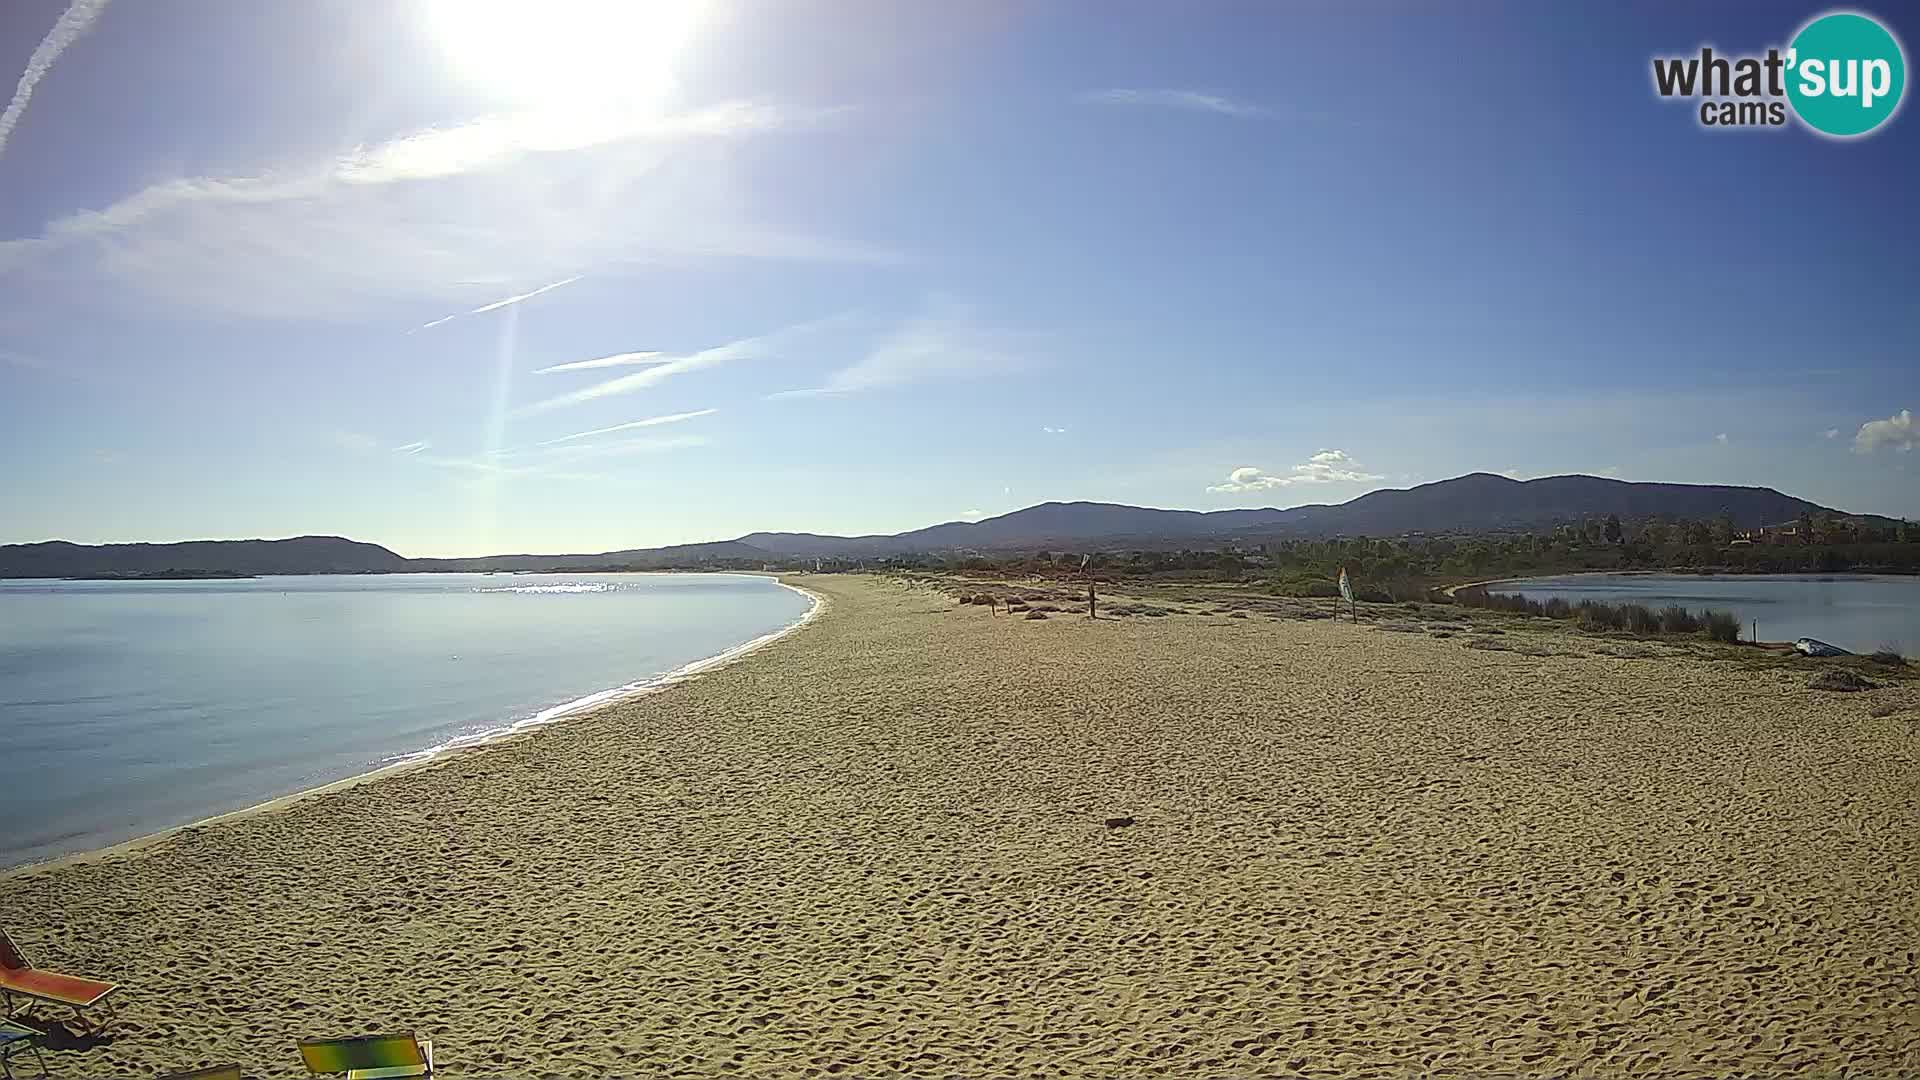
[
  {"xmin": 524, "ymin": 316, "xmax": 842, "ymax": 413},
  {"xmin": 1207, "ymin": 450, "xmax": 1383, "ymax": 494},
  {"xmin": 536, "ymin": 408, "xmax": 718, "ymax": 446},
  {"xmin": 1715, "ymin": 432, "xmax": 1729, "ymax": 444},
  {"xmin": 0, "ymin": 0, "xmax": 111, "ymax": 159},
  {"xmin": 337, "ymin": 102, "xmax": 812, "ymax": 185},
  {"xmin": 411, "ymin": 275, "xmax": 581, "ymax": 331},
  {"xmin": 0, "ymin": 103, "xmax": 886, "ymax": 321},
  {"xmin": 773, "ymin": 300, "xmax": 1020, "ymax": 397},
  {"xmin": 525, "ymin": 434, "xmax": 709, "ymax": 463},
  {"xmin": 1824, "ymin": 428, "xmax": 1841, "ymax": 440},
  {"xmin": 331, "ymin": 430, "xmax": 381, "ymax": 454},
  {"xmin": 1854, "ymin": 409, "xmax": 1915, "ymax": 454},
  {"xmin": 1077, "ymin": 88, "xmax": 1261, "ymax": 117},
  {"xmin": 394, "ymin": 441, "xmax": 431, "ymax": 454},
  {"xmin": 533, "ymin": 350, "xmax": 668, "ymax": 374},
  {"xmin": 1043, "ymin": 426, "xmax": 1068, "ymax": 434}
]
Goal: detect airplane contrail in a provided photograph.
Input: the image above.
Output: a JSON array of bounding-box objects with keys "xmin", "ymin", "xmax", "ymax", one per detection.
[
  {"xmin": 410, "ymin": 275, "xmax": 583, "ymax": 332},
  {"xmin": 537, "ymin": 409, "xmax": 718, "ymax": 446},
  {"xmin": 0, "ymin": 0, "xmax": 112, "ymax": 159}
]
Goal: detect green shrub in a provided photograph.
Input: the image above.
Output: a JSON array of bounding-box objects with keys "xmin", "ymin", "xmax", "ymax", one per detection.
[
  {"xmin": 1658, "ymin": 605, "xmax": 1698, "ymax": 634},
  {"xmin": 1574, "ymin": 600, "xmax": 1623, "ymax": 632},
  {"xmin": 1623, "ymin": 603, "xmax": 1661, "ymax": 635},
  {"xmin": 1701, "ymin": 609, "xmax": 1740, "ymax": 643}
]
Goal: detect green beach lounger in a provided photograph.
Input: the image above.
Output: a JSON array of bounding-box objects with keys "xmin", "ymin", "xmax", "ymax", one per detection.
[
  {"xmin": 0, "ymin": 1019, "xmax": 48, "ymax": 1080},
  {"xmin": 298, "ymin": 1033, "xmax": 433, "ymax": 1079},
  {"xmin": 157, "ymin": 1067, "xmax": 243, "ymax": 1080}
]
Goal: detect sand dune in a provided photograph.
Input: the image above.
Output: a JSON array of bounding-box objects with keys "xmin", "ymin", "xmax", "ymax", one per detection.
[{"xmin": 4, "ymin": 574, "xmax": 1916, "ymax": 1077}]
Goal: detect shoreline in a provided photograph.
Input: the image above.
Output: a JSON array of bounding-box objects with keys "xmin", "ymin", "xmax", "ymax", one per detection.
[
  {"xmin": 3, "ymin": 573, "xmax": 1915, "ymax": 1077},
  {"xmin": 2, "ymin": 576, "xmax": 826, "ymax": 881}
]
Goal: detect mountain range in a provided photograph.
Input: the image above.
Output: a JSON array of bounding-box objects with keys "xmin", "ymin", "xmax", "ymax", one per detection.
[{"xmin": 0, "ymin": 473, "xmax": 1866, "ymax": 578}]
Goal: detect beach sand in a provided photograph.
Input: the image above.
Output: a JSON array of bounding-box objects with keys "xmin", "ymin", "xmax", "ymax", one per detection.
[{"xmin": 4, "ymin": 574, "xmax": 1917, "ymax": 1077}]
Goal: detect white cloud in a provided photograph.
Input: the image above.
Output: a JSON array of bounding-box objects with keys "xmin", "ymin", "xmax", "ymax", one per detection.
[
  {"xmin": 1077, "ymin": 88, "xmax": 1261, "ymax": 117},
  {"xmin": 0, "ymin": 0, "xmax": 110, "ymax": 159},
  {"xmin": 1715, "ymin": 432, "xmax": 1729, "ymax": 444},
  {"xmin": 336, "ymin": 102, "xmax": 801, "ymax": 185},
  {"xmin": 1854, "ymin": 409, "xmax": 1915, "ymax": 454},
  {"xmin": 776, "ymin": 300, "xmax": 1020, "ymax": 397},
  {"xmin": 1042, "ymin": 426, "xmax": 1067, "ymax": 434},
  {"xmin": 1824, "ymin": 428, "xmax": 1841, "ymax": 439},
  {"xmin": 533, "ymin": 351, "xmax": 668, "ymax": 374},
  {"xmin": 394, "ymin": 441, "xmax": 431, "ymax": 454},
  {"xmin": 536, "ymin": 408, "xmax": 717, "ymax": 446},
  {"xmin": 523, "ymin": 316, "xmax": 842, "ymax": 413},
  {"xmin": 1499, "ymin": 467, "xmax": 1526, "ymax": 480},
  {"xmin": 0, "ymin": 102, "xmax": 884, "ymax": 321},
  {"xmin": 961, "ymin": 508, "xmax": 985, "ymax": 519},
  {"xmin": 1207, "ymin": 450, "xmax": 1383, "ymax": 493}
]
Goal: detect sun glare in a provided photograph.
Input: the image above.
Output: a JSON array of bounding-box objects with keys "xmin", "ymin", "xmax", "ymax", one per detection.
[{"xmin": 428, "ymin": 0, "xmax": 707, "ymax": 108}]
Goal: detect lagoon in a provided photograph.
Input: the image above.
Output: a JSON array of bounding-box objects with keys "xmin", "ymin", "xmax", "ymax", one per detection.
[
  {"xmin": 1494, "ymin": 572, "xmax": 1920, "ymax": 655},
  {"xmin": 0, "ymin": 572, "xmax": 812, "ymax": 868}
]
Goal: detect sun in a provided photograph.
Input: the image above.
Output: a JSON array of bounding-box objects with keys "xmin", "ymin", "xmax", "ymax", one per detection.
[{"xmin": 428, "ymin": 0, "xmax": 708, "ymax": 109}]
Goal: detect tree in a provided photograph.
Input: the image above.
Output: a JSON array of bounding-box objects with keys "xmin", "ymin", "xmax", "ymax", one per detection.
[
  {"xmin": 1642, "ymin": 520, "xmax": 1670, "ymax": 546},
  {"xmin": 1603, "ymin": 514, "xmax": 1623, "ymax": 544},
  {"xmin": 1683, "ymin": 519, "xmax": 1712, "ymax": 546},
  {"xmin": 1711, "ymin": 512, "xmax": 1736, "ymax": 547},
  {"xmin": 1797, "ymin": 510, "xmax": 1815, "ymax": 545}
]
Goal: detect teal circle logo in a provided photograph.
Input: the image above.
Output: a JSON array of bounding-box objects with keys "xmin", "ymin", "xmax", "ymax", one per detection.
[{"xmin": 1787, "ymin": 11, "xmax": 1906, "ymax": 137}]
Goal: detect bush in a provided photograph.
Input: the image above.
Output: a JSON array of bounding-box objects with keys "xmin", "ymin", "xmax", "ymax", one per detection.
[
  {"xmin": 1623, "ymin": 603, "xmax": 1661, "ymax": 635},
  {"xmin": 1024, "ymin": 610, "xmax": 1048, "ymax": 620},
  {"xmin": 1700, "ymin": 609, "xmax": 1740, "ymax": 643},
  {"xmin": 1543, "ymin": 597, "xmax": 1572, "ymax": 619},
  {"xmin": 1869, "ymin": 646, "xmax": 1908, "ymax": 667},
  {"xmin": 1574, "ymin": 600, "xmax": 1623, "ymax": 632},
  {"xmin": 1658, "ymin": 605, "xmax": 1699, "ymax": 634}
]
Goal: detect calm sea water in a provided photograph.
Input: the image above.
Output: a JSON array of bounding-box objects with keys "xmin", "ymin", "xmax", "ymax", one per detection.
[
  {"xmin": 0, "ymin": 573, "xmax": 812, "ymax": 868},
  {"xmin": 1496, "ymin": 573, "xmax": 1920, "ymax": 654}
]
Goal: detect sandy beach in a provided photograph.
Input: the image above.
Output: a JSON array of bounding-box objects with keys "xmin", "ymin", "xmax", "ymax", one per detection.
[{"xmin": 4, "ymin": 574, "xmax": 1917, "ymax": 1077}]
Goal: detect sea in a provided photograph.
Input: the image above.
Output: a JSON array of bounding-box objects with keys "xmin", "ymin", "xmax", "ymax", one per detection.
[
  {"xmin": 0, "ymin": 572, "xmax": 813, "ymax": 869},
  {"xmin": 1494, "ymin": 573, "xmax": 1920, "ymax": 655}
]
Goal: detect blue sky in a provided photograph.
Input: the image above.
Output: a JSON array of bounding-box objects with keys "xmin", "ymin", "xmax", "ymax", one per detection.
[{"xmin": 1, "ymin": 0, "xmax": 1914, "ymax": 556}]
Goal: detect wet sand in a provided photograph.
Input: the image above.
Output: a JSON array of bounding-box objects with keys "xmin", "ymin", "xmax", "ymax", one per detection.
[{"xmin": 4, "ymin": 574, "xmax": 1916, "ymax": 1077}]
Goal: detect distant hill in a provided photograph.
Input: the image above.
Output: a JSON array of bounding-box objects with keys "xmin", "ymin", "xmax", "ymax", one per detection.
[
  {"xmin": 409, "ymin": 540, "xmax": 775, "ymax": 572},
  {"xmin": 1, "ymin": 473, "xmax": 1858, "ymax": 577},
  {"xmin": 0, "ymin": 536, "xmax": 409, "ymax": 579},
  {"xmin": 1258, "ymin": 473, "xmax": 1835, "ymax": 539},
  {"xmin": 733, "ymin": 475, "xmax": 1838, "ymax": 557},
  {"xmin": 739, "ymin": 502, "xmax": 1323, "ymax": 558}
]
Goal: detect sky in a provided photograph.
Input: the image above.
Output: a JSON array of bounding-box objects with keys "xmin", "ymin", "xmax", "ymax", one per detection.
[{"xmin": 0, "ymin": 0, "xmax": 1914, "ymax": 557}]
